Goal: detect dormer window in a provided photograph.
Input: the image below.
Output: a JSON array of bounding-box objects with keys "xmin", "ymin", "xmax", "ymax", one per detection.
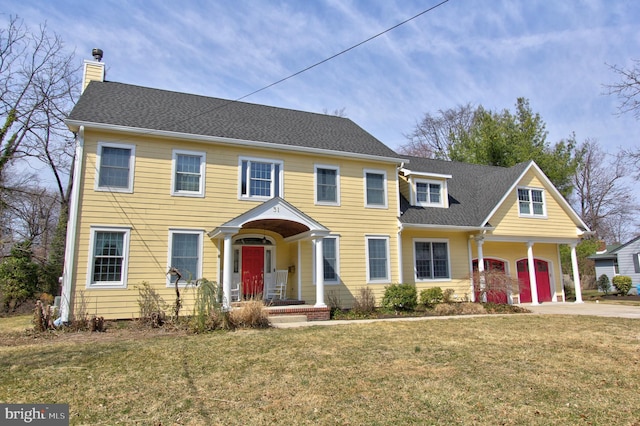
[
  {"xmin": 416, "ymin": 180, "xmax": 443, "ymax": 207},
  {"xmin": 416, "ymin": 181, "xmax": 442, "ymax": 206}
]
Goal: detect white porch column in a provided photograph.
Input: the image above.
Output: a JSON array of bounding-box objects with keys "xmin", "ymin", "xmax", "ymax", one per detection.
[
  {"xmin": 467, "ymin": 238, "xmax": 475, "ymax": 302},
  {"xmin": 314, "ymin": 237, "xmax": 326, "ymax": 307},
  {"xmin": 476, "ymin": 237, "xmax": 486, "ymax": 303},
  {"xmin": 222, "ymin": 233, "xmax": 234, "ymax": 309},
  {"xmin": 570, "ymin": 243, "xmax": 584, "ymax": 303},
  {"xmin": 297, "ymin": 240, "xmax": 302, "ymax": 301},
  {"xmin": 527, "ymin": 241, "xmax": 539, "ymax": 305}
]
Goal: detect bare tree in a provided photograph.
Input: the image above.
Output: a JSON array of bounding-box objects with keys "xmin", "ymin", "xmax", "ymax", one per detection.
[
  {"xmin": 605, "ymin": 59, "xmax": 640, "ymax": 120},
  {"xmin": 572, "ymin": 139, "xmax": 638, "ymax": 243},
  {"xmin": 400, "ymin": 103, "xmax": 476, "ymax": 159},
  {"xmin": 0, "ymin": 16, "xmax": 80, "ymax": 297},
  {"xmin": 0, "ymin": 15, "xmax": 79, "ymax": 191}
]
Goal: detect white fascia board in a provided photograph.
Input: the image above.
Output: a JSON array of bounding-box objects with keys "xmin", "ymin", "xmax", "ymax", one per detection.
[
  {"xmin": 480, "ymin": 161, "xmax": 591, "ymax": 232},
  {"xmin": 482, "ymin": 235, "xmax": 581, "ymax": 245},
  {"xmin": 400, "ymin": 223, "xmax": 494, "ymax": 232},
  {"xmin": 399, "ymin": 167, "xmax": 452, "ymax": 179},
  {"xmin": 64, "ymin": 120, "xmax": 405, "ymax": 164}
]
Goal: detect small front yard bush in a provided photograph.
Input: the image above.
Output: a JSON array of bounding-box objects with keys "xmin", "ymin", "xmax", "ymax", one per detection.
[
  {"xmin": 597, "ymin": 274, "xmax": 611, "ymax": 295},
  {"xmin": 419, "ymin": 287, "xmax": 443, "ymax": 307},
  {"xmin": 612, "ymin": 275, "xmax": 632, "ymax": 296},
  {"xmin": 381, "ymin": 284, "xmax": 417, "ymax": 312},
  {"xmin": 352, "ymin": 287, "xmax": 377, "ymax": 315}
]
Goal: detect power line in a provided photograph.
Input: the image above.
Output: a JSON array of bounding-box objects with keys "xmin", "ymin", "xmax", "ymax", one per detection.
[
  {"xmin": 235, "ymin": 0, "xmax": 451, "ymax": 103},
  {"xmin": 176, "ymin": 0, "xmax": 452, "ymax": 122}
]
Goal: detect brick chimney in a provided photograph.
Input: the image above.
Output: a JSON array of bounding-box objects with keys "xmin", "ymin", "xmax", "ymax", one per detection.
[{"xmin": 82, "ymin": 48, "xmax": 105, "ymax": 93}]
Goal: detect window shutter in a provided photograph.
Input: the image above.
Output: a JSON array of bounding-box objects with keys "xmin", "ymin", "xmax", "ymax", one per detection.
[{"xmin": 633, "ymin": 253, "xmax": 640, "ymax": 273}]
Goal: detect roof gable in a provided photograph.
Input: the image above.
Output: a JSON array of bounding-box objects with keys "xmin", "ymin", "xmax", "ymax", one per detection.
[{"xmin": 67, "ymin": 81, "xmax": 401, "ymax": 160}]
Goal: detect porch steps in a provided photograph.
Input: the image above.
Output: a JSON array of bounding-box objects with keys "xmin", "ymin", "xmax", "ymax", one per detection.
[{"xmin": 269, "ymin": 314, "xmax": 308, "ymax": 324}]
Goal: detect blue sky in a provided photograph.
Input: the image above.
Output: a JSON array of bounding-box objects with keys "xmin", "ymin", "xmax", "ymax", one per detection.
[{"xmin": 4, "ymin": 0, "xmax": 639, "ymax": 156}]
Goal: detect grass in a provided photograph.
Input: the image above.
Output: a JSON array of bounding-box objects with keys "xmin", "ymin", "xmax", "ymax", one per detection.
[
  {"xmin": 1, "ymin": 314, "xmax": 640, "ymax": 425},
  {"xmin": 0, "ymin": 314, "xmax": 32, "ymax": 333}
]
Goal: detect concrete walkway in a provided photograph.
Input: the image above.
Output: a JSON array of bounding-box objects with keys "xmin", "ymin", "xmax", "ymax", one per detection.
[
  {"xmin": 523, "ymin": 301, "xmax": 640, "ymax": 318},
  {"xmin": 271, "ymin": 302, "xmax": 640, "ymax": 328}
]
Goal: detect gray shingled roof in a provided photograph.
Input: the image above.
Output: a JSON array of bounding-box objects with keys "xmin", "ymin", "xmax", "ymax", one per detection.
[
  {"xmin": 66, "ymin": 81, "xmax": 400, "ymax": 159},
  {"xmin": 399, "ymin": 156, "xmax": 531, "ymax": 227}
]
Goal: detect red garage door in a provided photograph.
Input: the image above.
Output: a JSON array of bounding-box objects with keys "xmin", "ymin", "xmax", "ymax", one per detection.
[{"xmin": 517, "ymin": 259, "xmax": 552, "ymax": 303}]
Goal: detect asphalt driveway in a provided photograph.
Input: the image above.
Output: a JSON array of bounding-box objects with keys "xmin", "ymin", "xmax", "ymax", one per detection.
[{"xmin": 523, "ymin": 302, "xmax": 640, "ymax": 318}]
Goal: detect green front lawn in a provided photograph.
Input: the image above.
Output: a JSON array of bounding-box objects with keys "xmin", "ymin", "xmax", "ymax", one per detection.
[{"xmin": 1, "ymin": 315, "xmax": 638, "ymax": 425}]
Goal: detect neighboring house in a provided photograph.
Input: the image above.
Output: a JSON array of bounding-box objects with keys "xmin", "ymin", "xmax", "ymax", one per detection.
[
  {"xmin": 58, "ymin": 57, "xmax": 590, "ymax": 321},
  {"xmin": 589, "ymin": 236, "xmax": 640, "ymax": 293}
]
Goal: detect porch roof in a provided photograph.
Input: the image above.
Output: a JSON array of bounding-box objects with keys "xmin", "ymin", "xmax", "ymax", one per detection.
[{"xmin": 209, "ymin": 197, "xmax": 330, "ymax": 240}]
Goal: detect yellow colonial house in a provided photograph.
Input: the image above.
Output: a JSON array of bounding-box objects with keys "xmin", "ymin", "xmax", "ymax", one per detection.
[{"xmin": 59, "ymin": 57, "xmax": 589, "ymax": 321}]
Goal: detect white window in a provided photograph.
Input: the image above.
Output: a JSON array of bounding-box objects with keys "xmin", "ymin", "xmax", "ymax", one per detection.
[
  {"xmin": 239, "ymin": 156, "xmax": 283, "ymax": 200},
  {"xmin": 517, "ymin": 187, "xmax": 546, "ymax": 217},
  {"xmin": 414, "ymin": 239, "xmax": 450, "ymax": 280},
  {"xmin": 364, "ymin": 169, "xmax": 387, "ymax": 208},
  {"xmin": 171, "ymin": 150, "xmax": 206, "ymax": 197},
  {"xmin": 415, "ymin": 179, "xmax": 443, "ymax": 207},
  {"xmin": 312, "ymin": 236, "xmax": 340, "ymax": 284},
  {"xmin": 315, "ymin": 164, "xmax": 340, "ymax": 205},
  {"xmin": 87, "ymin": 226, "xmax": 131, "ymax": 288},
  {"xmin": 366, "ymin": 236, "xmax": 390, "ymax": 283},
  {"xmin": 168, "ymin": 230, "xmax": 204, "ymax": 285},
  {"xmin": 95, "ymin": 142, "xmax": 135, "ymax": 192}
]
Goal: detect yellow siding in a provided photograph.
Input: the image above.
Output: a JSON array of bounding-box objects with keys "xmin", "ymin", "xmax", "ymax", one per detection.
[
  {"xmin": 400, "ymin": 229, "xmax": 473, "ymax": 301},
  {"xmin": 489, "ymin": 170, "xmax": 579, "ymax": 239},
  {"xmin": 72, "ymin": 130, "xmax": 400, "ymax": 318},
  {"xmin": 82, "ymin": 62, "xmax": 104, "ymax": 91}
]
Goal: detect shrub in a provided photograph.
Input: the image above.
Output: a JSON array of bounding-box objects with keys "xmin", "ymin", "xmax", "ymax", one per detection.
[
  {"xmin": 419, "ymin": 287, "xmax": 443, "ymax": 307},
  {"xmin": 137, "ymin": 282, "xmax": 167, "ymax": 327},
  {"xmin": 435, "ymin": 302, "xmax": 486, "ymax": 316},
  {"xmin": 597, "ymin": 274, "xmax": 612, "ymax": 295},
  {"xmin": 352, "ymin": 287, "xmax": 377, "ymax": 315},
  {"xmin": 190, "ymin": 279, "xmax": 222, "ymax": 333},
  {"xmin": 612, "ymin": 275, "xmax": 632, "ymax": 296},
  {"xmin": 442, "ymin": 288, "xmax": 455, "ymax": 304},
  {"xmin": 229, "ymin": 300, "xmax": 270, "ymax": 329},
  {"xmin": 326, "ymin": 290, "xmax": 343, "ymax": 319},
  {"xmin": 381, "ymin": 284, "xmax": 417, "ymax": 312},
  {"xmin": 0, "ymin": 243, "xmax": 39, "ymax": 311},
  {"xmin": 563, "ymin": 278, "xmax": 575, "ymax": 301}
]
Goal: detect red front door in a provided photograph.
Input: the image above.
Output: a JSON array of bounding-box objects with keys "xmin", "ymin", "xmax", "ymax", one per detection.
[
  {"xmin": 242, "ymin": 246, "xmax": 264, "ymax": 298},
  {"xmin": 517, "ymin": 259, "xmax": 552, "ymax": 303},
  {"xmin": 473, "ymin": 259, "xmax": 508, "ymax": 304}
]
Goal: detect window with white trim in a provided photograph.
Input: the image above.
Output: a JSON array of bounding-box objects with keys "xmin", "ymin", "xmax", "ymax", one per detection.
[
  {"xmin": 313, "ymin": 236, "xmax": 340, "ymax": 283},
  {"xmin": 315, "ymin": 165, "xmax": 340, "ymax": 205},
  {"xmin": 172, "ymin": 150, "xmax": 206, "ymax": 197},
  {"xmin": 88, "ymin": 227, "xmax": 131, "ymax": 288},
  {"xmin": 366, "ymin": 236, "xmax": 390, "ymax": 283},
  {"xmin": 364, "ymin": 169, "xmax": 387, "ymax": 208},
  {"xmin": 415, "ymin": 179, "xmax": 443, "ymax": 207},
  {"xmin": 96, "ymin": 143, "xmax": 135, "ymax": 192},
  {"xmin": 517, "ymin": 187, "xmax": 546, "ymax": 217},
  {"xmin": 239, "ymin": 156, "xmax": 283, "ymax": 200},
  {"xmin": 414, "ymin": 239, "xmax": 450, "ymax": 280},
  {"xmin": 168, "ymin": 230, "xmax": 204, "ymax": 285}
]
